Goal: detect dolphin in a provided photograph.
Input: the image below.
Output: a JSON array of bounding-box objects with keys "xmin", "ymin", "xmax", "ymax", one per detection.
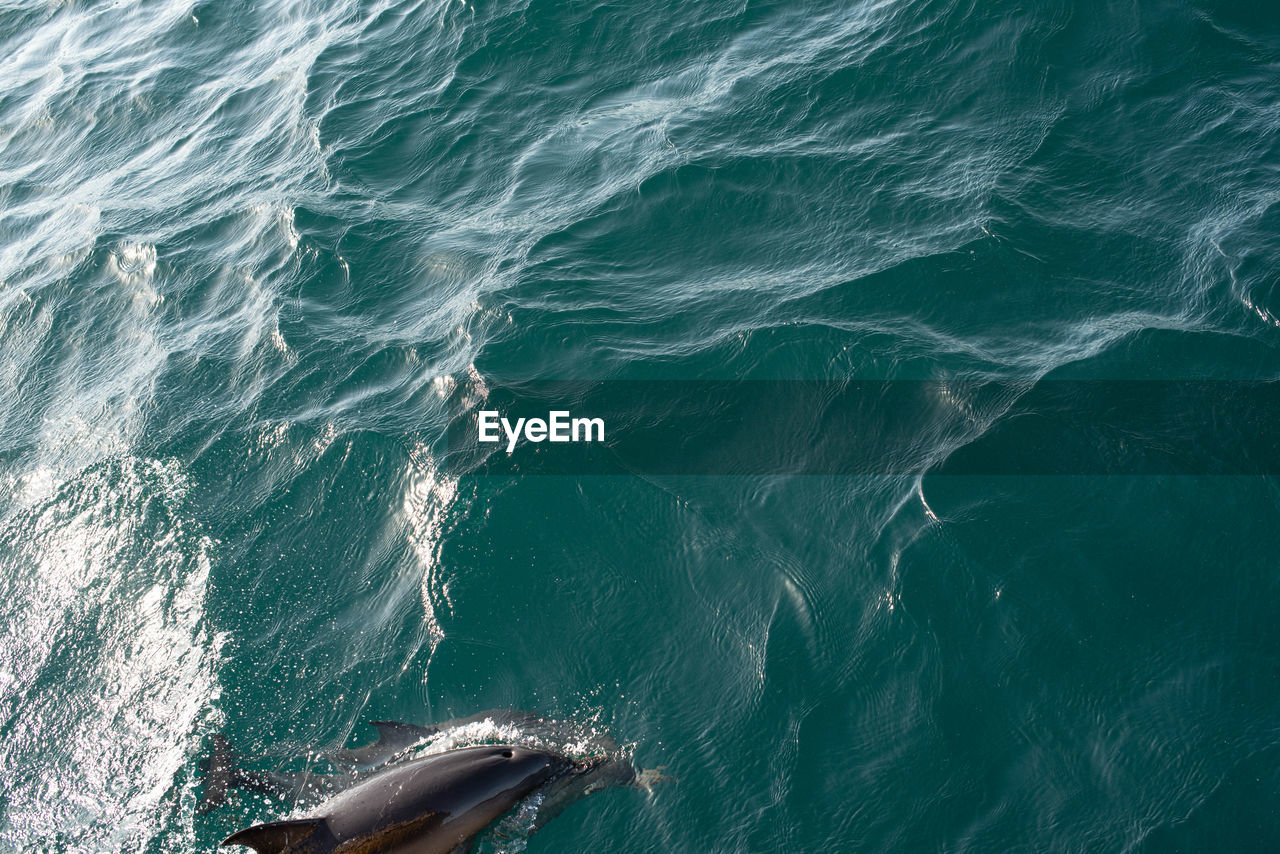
[
  {"xmin": 199, "ymin": 735, "xmax": 354, "ymax": 813},
  {"xmin": 327, "ymin": 720, "xmax": 439, "ymax": 769},
  {"xmin": 207, "ymin": 713, "xmax": 668, "ymax": 850},
  {"xmin": 222, "ymin": 744, "xmax": 573, "ymax": 854},
  {"xmin": 324, "ymin": 711, "xmax": 545, "ymax": 770}
]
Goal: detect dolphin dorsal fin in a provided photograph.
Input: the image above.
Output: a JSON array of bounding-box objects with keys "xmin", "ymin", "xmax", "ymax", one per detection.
[
  {"xmin": 222, "ymin": 818, "xmax": 327, "ymax": 853},
  {"xmin": 370, "ymin": 720, "xmax": 437, "ymax": 743}
]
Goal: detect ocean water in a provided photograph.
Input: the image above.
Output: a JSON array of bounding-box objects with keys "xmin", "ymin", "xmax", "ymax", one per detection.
[{"xmin": 2, "ymin": 0, "xmax": 1280, "ymax": 851}]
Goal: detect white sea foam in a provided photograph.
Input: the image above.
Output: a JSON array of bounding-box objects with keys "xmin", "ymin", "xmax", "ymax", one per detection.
[
  {"xmin": 0, "ymin": 458, "xmax": 221, "ymax": 852},
  {"xmin": 405, "ymin": 443, "xmax": 460, "ymax": 656}
]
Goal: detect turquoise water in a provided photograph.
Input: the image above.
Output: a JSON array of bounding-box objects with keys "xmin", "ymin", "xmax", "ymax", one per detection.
[{"xmin": 2, "ymin": 0, "xmax": 1280, "ymax": 851}]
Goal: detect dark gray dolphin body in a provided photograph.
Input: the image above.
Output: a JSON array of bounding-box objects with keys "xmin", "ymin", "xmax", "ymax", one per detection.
[
  {"xmin": 327, "ymin": 720, "xmax": 439, "ymax": 769},
  {"xmin": 222, "ymin": 744, "xmax": 572, "ymax": 854}
]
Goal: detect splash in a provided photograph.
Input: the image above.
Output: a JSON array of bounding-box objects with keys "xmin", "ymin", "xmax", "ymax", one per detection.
[
  {"xmin": 0, "ymin": 457, "xmax": 221, "ymax": 852},
  {"xmin": 408, "ymin": 710, "xmax": 621, "ymax": 764},
  {"xmin": 404, "ymin": 443, "xmax": 460, "ymax": 655}
]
